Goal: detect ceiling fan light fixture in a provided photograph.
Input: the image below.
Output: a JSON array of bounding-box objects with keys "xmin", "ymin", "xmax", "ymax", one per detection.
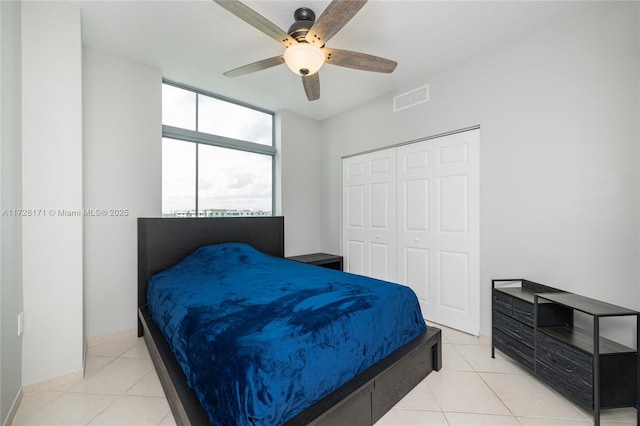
[{"xmin": 284, "ymin": 43, "xmax": 325, "ymax": 76}]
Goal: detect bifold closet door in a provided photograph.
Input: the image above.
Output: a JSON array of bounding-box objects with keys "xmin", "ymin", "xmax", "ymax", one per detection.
[
  {"xmin": 342, "ymin": 129, "xmax": 480, "ymax": 335},
  {"xmin": 342, "ymin": 148, "xmax": 396, "ymax": 281},
  {"xmin": 397, "ymin": 130, "xmax": 480, "ymax": 335},
  {"xmin": 396, "ymin": 141, "xmax": 433, "ymax": 320}
]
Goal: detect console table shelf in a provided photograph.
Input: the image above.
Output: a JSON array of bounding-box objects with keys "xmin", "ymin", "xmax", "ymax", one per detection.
[
  {"xmin": 537, "ymin": 291, "xmax": 639, "ymax": 318},
  {"xmin": 492, "ymin": 279, "xmax": 639, "ymax": 426},
  {"xmin": 537, "ymin": 325, "xmax": 635, "ymax": 355}
]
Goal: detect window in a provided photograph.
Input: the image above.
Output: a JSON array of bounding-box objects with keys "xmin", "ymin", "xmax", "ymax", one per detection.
[{"xmin": 161, "ymin": 82, "xmax": 275, "ymax": 217}]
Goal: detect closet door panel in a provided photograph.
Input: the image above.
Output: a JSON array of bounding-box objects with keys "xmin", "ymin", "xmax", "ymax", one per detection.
[
  {"xmin": 405, "ymin": 179, "xmax": 429, "ymax": 231},
  {"xmin": 346, "ymin": 184, "xmax": 365, "ymax": 228},
  {"xmin": 343, "ymin": 148, "xmax": 396, "ymax": 280},
  {"xmin": 438, "ymin": 175, "xmax": 468, "ymax": 234},
  {"xmin": 432, "ymin": 130, "xmax": 479, "ymax": 335},
  {"xmin": 346, "ymin": 240, "xmax": 365, "ymax": 275},
  {"xmin": 438, "ymin": 250, "xmax": 470, "ymax": 313},
  {"xmin": 370, "ymin": 182, "xmax": 391, "ymax": 229},
  {"xmin": 402, "ymin": 246, "xmax": 430, "ymax": 308},
  {"xmin": 370, "ymin": 243, "xmax": 392, "ymax": 281},
  {"xmin": 397, "ymin": 141, "xmax": 433, "ymax": 318}
]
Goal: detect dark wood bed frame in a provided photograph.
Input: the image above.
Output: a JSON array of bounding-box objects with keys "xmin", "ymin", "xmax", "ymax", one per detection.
[{"xmin": 138, "ymin": 216, "xmax": 442, "ymax": 425}]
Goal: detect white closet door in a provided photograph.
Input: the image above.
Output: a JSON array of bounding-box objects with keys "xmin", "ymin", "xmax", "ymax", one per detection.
[
  {"xmin": 396, "ymin": 141, "xmax": 433, "ymax": 319},
  {"xmin": 432, "ymin": 130, "xmax": 479, "ymax": 335},
  {"xmin": 397, "ymin": 130, "xmax": 480, "ymax": 335},
  {"xmin": 342, "ymin": 148, "xmax": 396, "ymax": 281},
  {"xmin": 343, "ymin": 129, "xmax": 479, "ymax": 335}
]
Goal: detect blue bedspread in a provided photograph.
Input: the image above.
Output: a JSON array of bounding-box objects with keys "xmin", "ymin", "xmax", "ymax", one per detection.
[{"xmin": 147, "ymin": 243, "xmax": 426, "ymax": 425}]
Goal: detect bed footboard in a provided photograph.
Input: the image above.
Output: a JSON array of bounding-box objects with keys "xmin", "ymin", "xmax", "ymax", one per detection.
[
  {"xmin": 140, "ymin": 302, "xmax": 441, "ymax": 426},
  {"xmin": 290, "ymin": 326, "xmax": 442, "ymax": 426}
]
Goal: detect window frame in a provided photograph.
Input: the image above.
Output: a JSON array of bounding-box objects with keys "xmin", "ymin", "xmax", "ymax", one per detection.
[{"xmin": 162, "ymin": 80, "xmax": 276, "ymax": 216}]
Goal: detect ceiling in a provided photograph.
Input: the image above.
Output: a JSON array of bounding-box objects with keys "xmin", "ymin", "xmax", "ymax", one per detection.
[{"xmin": 74, "ymin": 0, "xmax": 600, "ymax": 121}]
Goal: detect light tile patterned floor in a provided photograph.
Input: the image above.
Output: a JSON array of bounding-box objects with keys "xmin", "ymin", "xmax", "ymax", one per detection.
[
  {"xmin": 378, "ymin": 323, "xmax": 637, "ymax": 426},
  {"xmin": 11, "ymin": 323, "xmax": 638, "ymax": 425},
  {"xmin": 12, "ymin": 336, "xmax": 176, "ymax": 426}
]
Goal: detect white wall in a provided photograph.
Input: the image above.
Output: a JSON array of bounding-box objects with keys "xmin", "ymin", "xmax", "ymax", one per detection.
[
  {"xmin": 82, "ymin": 52, "xmax": 320, "ymax": 339},
  {"xmin": 1, "ymin": 0, "xmax": 23, "ymax": 422},
  {"xmin": 278, "ymin": 110, "xmax": 323, "ymax": 256},
  {"xmin": 20, "ymin": 0, "xmax": 638, "ymax": 387},
  {"xmin": 21, "ymin": 1, "xmax": 84, "ymax": 385},
  {"xmin": 83, "ymin": 49, "xmax": 162, "ymax": 340},
  {"xmin": 321, "ymin": 2, "xmax": 640, "ymax": 336}
]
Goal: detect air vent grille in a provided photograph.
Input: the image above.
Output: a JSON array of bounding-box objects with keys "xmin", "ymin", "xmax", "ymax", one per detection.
[{"xmin": 393, "ymin": 85, "xmax": 429, "ymax": 112}]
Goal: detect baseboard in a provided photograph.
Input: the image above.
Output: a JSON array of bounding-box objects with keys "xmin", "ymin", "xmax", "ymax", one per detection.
[
  {"xmin": 22, "ymin": 369, "xmax": 83, "ymax": 396},
  {"xmin": 18, "ymin": 330, "xmax": 136, "ymax": 400},
  {"xmin": 2, "ymin": 387, "xmax": 23, "ymax": 426},
  {"xmin": 86, "ymin": 328, "xmax": 137, "ymax": 348}
]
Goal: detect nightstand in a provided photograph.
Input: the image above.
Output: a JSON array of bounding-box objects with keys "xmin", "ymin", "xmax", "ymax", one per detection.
[{"xmin": 286, "ymin": 253, "xmax": 343, "ymax": 271}]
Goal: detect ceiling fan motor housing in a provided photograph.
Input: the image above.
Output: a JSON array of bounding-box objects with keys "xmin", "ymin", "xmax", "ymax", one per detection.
[
  {"xmin": 288, "ymin": 7, "xmax": 316, "ymax": 42},
  {"xmin": 285, "ymin": 7, "xmax": 323, "ymax": 76}
]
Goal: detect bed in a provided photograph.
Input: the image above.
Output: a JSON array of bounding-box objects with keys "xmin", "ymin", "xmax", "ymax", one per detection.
[{"xmin": 138, "ymin": 216, "xmax": 441, "ymax": 425}]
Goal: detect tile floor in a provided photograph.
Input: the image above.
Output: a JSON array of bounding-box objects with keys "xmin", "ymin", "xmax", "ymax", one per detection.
[
  {"xmin": 12, "ymin": 336, "xmax": 175, "ymax": 426},
  {"xmin": 11, "ymin": 323, "xmax": 638, "ymax": 425}
]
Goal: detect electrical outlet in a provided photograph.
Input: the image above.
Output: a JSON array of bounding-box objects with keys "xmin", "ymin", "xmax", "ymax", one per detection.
[{"xmin": 17, "ymin": 312, "xmax": 23, "ymax": 336}]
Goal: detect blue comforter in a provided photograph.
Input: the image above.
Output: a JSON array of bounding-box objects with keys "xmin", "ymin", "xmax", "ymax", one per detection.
[{"xmin": 147, "ymin": 243, "xmax": 426, "ymax": 425}]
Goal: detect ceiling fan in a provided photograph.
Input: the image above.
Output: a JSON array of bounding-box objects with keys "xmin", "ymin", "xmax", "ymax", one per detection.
[{"xmin": 213, "ymin": 0, "xmax": 397, "ymax": 102}]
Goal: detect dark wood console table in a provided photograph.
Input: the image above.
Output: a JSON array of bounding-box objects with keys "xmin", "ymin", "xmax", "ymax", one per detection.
[{"xmin": 492, "ymin": 279, "xmax": 639, "ymax": 426}]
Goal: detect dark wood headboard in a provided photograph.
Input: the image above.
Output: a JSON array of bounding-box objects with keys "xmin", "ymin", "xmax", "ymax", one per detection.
[{"xmin": 137, "ymin": 217, "xmax": 285, "ymax": 309}]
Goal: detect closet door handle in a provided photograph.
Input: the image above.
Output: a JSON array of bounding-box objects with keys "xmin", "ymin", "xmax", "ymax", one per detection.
[{"xmin": 375, "ymin": 234, "xmax": 381, "ymax": 239}]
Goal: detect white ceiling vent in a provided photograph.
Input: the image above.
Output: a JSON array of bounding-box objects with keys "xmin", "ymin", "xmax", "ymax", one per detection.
[{"xmin": 393, "ymin": 85, "xmax": 429, "ymax": 112}]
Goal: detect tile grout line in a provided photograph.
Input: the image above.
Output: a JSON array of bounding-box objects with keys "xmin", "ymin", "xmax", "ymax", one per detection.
[
  {"xmin": 501, "ymin": 347, "xmax": 598, "ymax": 422},
  {"xmin": 474, "ymin": 371, "xmax": 523, "ymax": 425},
  {"xmin": 427, "ymin": 327, "xmax": 520, "ymax": 424},
  {"xmin": 81, "ymin": 343, "xmax": 135, "ymax": 426},
  {"xmin": 83, "ymin": 338, "xmax": 162, "ymax": 425},
  {"xmin": 10, "ymin": 391, "xmax": 65, "ymax": 425},
  {"xmin": 454, "ymin": 340, "xmax": 522, "ymax": 425}
]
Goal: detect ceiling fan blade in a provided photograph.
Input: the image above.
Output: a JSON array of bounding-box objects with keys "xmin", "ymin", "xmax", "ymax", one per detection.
[
  {"xmin": 213, "ymin": 0, "xmax": 296, "ymax": 47},
  {"xmin": 224, "ymin": 55, "xmax": 285, "ymax": 77},
  {"xmin": 323, "ymin": 48, "xmax": 397, "ymax": 73},
  {"xmin": 305, "ymin": 0, "xmax": 367, "ymax": 47},
  {"xmin": 302, "ymin": 73, "xmax": 320, "ymax": 101}
]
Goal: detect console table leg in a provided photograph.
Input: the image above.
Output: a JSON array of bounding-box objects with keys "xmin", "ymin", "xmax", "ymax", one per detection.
[
  {"xmin": 636, "ymin": 314, "xmax": 639, "ymax": 426},
  {"xmin": 593, "ymin": 317, "xmax": 600, "ymax": 426}
]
